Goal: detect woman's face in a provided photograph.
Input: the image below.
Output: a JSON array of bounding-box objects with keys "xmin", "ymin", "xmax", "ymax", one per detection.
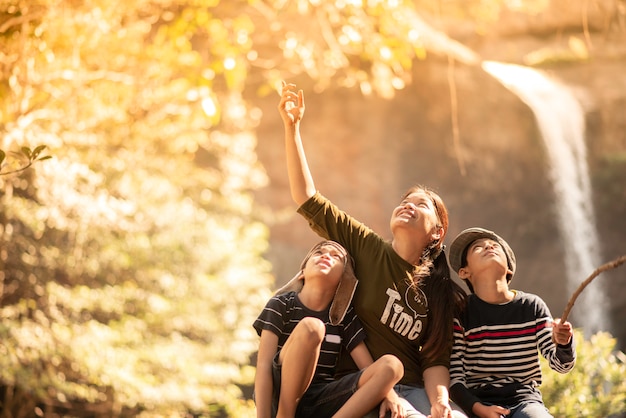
[{"xmin": 390, "ymin": 190, "xmax": 442, "ymax": 242}]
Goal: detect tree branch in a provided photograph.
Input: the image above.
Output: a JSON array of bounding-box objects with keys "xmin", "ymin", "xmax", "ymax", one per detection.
[{"xmin": 561, "ymin": 254, "xmax": 626, "ymax": 322}]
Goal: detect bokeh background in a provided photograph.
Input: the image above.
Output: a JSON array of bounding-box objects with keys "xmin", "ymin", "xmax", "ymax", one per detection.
[{"xmin": 1, "ymin": 0, "xmax": 624, "ymax": 416}]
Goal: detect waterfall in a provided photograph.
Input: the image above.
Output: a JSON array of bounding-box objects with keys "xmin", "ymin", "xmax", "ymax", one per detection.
[{"xmin": 482, "ymin": 61, "xmax": 607, "ymax": 334}]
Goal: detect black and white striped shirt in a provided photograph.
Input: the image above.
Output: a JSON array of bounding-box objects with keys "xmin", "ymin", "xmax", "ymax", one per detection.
[
  {"xmin": 450, "ymin": 291, "xmax": 576, "ymax": 414},
  {"xmin": 253, "ymin": 291, "xmax": 366, "ymax": 383}
]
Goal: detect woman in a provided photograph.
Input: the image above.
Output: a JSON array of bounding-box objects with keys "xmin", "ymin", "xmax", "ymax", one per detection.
[{"xmin": 277, "ymin": 81, "xmax": 467, "ymax": 418}]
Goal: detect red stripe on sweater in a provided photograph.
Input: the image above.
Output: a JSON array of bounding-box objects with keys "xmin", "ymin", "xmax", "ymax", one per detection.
[{"xmin": 466, "ymin": 322, "xmax": 548, "ymax": 340}]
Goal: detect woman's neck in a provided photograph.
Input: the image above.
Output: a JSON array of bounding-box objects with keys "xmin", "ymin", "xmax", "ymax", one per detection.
[{"xmin": 391, "ymin": 237, "xmax": 425, "ymax": 266}]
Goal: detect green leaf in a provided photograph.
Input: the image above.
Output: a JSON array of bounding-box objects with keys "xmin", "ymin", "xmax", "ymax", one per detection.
[{"xmin": 32, "ymin": 145, "xmax": 47, "ymax": 159}]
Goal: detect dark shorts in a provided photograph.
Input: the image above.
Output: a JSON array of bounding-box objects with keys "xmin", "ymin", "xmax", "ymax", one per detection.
[{"xmin": 270, "ymin": 351, "xmax": 364, "ymax": 418}]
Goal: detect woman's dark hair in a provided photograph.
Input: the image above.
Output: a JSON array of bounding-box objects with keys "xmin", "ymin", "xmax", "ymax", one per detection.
[
  {"xmin": 419, "ymin": 249, "xmax": 466, "ymax": 364},
  {"xmin": 404, "ymin": 185, "xmax": 448, "ymax": 284},
  {"xmin": 403, "ymin": 185, "xmax": 467, "ymax": 364}
]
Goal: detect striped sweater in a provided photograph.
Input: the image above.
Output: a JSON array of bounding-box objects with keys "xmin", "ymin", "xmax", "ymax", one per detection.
[{"xmin": 450, "ymin": 291, "xmax": 576, "ymax": 415}]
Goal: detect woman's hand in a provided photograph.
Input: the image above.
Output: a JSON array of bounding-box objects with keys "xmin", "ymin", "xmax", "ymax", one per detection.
[
  {"xmin": 423, "ymin": 366, "xmax": 454, "ymax": 418},
  {"xmin": 278, "ymin": 81, "xmax": 304, "ymax": 126},
  {"xmin": 429, "ymin": 399, "xmax": 454, "ymax": 418},
  {"xmin": 380, "ymin": 389, "xmax": 405, "ymax": 418}
]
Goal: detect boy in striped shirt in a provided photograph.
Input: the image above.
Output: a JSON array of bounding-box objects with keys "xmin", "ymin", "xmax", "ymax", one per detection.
[
  {"xmin": 448, "ymin": 228, "xmax": 576, "ymax": 418},
  {"xmin": 253, "ymin": 240, "xmax": 405, "ymax": 418}
]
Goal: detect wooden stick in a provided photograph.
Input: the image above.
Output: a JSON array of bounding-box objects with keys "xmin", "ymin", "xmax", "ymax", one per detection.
[{"xmin": 561, "ymin": 254, "xmax": 626, "ymax": 322}]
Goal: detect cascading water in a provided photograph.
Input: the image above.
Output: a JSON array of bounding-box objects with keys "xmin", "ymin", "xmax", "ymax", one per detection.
[{"xmin": 482, "ymin": 61, "xmax": 607, "ymax": 334}]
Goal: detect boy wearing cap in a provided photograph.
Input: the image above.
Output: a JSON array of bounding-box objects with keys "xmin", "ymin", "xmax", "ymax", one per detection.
[
  {"xmin": 448, "ymin": 228, "xmax": 576, "ymax": 418},
  {"xmin": 254, "ymin": 240, "xmax": 405, "ymax": 418}
]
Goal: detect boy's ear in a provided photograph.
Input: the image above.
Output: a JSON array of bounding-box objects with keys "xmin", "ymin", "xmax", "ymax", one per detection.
[{"xmin": 458, "ymin": 267, "xmax": 470, "ymax": 280}]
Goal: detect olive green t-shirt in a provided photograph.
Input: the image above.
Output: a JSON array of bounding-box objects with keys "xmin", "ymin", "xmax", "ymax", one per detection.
[{"xmin": 298, "ymin": 192, "xmax": 452, "ymax": 386}]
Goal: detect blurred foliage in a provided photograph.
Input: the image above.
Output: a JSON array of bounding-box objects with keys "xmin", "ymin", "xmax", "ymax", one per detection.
[
  {"xmin": 0, "ymin": 145, "xmax": 50, "ymax": 176},
  {"xmin": 1, "ymin": 0, "xmax": 275, "ymax": 415},
  {"xmin": 541, "ymin": 330, "xmax": 626, "ymax": 417},
  {"xmin": 2, "ymin": 0, "xmax": 614, "ymax": 416}
]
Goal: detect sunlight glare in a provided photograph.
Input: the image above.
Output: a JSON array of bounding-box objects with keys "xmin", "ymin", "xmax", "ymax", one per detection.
[
  {"xmin": 380, "ymin": 46, "xmax": 392, "ymax": 60},
  {"xmin": 391, "ymin": 77, "xmax": 404, "ymax": 89},
  {"xmin": 341, "ymin": 25, "xmax": 362, "ymax": 44},
  {"xmin": 236, "ymin": 29, "xmax": 248, "ymax": 45},
  {"xmin": 247, "ymin": 50, "xmax": 258, "ymax": 61},
  {"xmin": 201, "ymin": 97, "xmax": 217, "ymax": 117},
  {"xmin": 285, "ymin": 35, "xmax": 298, "ymax": 51},
  {"xmin": 408, "ymin": 28, "xmax": 421, "ymax": 43},
  {"xmin": 202, "ymin": 68, "xmax": 215, "ymax": 80},
  {"xmin": 223, "ymin": 56, "xmax": 236, "ymax": 70}
]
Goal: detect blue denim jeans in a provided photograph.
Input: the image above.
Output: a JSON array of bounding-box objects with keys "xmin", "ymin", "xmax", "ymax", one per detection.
[
  {"xmin": 363, "ymin": 384, "xmax": 468, "ymax": 418},
  {"xmin": 508, "ymin": 401, "xmax": 553, "ymax": 418},
  {"xmin": 466, "ymin": 401, "xmax": 553, "ymax": 418}
]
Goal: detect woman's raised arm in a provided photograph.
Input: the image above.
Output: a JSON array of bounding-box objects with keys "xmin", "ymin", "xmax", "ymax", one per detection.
[{"xmin": 278, "ymin": 81, "xmax": 317, "ymax": 206}]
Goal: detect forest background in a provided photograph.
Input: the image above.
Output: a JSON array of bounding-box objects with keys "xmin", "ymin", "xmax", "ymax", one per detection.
[{"xmin": 1, "ymin": 0, "xmax": 625, "ymax": 417}]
